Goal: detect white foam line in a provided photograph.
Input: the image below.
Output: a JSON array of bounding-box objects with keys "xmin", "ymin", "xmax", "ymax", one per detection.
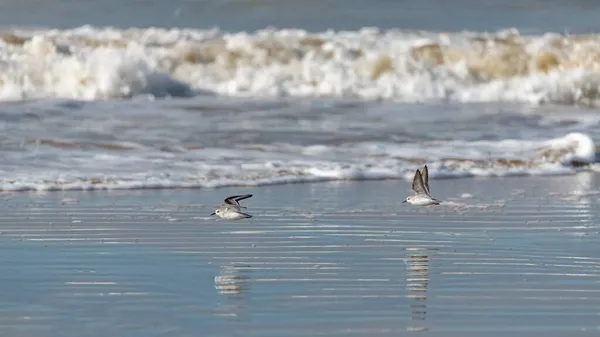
[
  {"xmin": 451, "ymin": 262, "xmax": 540, "ymax": 266},
  {"xmin": 106, "ymin": 292, "xmax": 150, "ymax": 296},
  {"xmin": 443, "ymin": 272, "xmax": 600, "ymax": 277},
  {"xmin": 254, "ymin": 278, "xmax": 390, "ymax": 282},
  {"xmin": 160, "ymin": 250, "xmax": 347, "ymax": 254},
  {"xmin": 555, "ymin": 256, "xmax": 600, "ymax": 261},
  {"xmin": 437, "ymin": 295, "xmax": 596, "ymax": 301},
  {"xmin": 226, "ymin": 230, "xmax": 393, "ymax": 234},
  {"xmin": 58, "ymin": 292, "xmax": 153, "ymax": 297},
  {"xmin": 211, "ymin": 256, "xmax": 307, "ymax": 260},
  {"xmin": 65, "ymin": 282, "xmax": 117, "ymax": 285},
  {"xmin": 192, "ymin": 261, "xmax": 339, "ymax": 265},
  {"xmin": 219, "ymin": 266, "xmax": 346, "ymax": 270},
  {"xmin": 175, "ymin": 245, "xmax": 359, "ymax": 249},
  {"xmin": 512, "ymin": 289, "xmax": 600, "ymax": 293},
  {"xmin": 363, "ymin": 238, "xmax": 454, "ymax": 243},
  {"xmin": 25, "ymin": 238, "xmax": 91, "ymax": 241},
  {"xmin": 291, "ymin": 295, "xmax": 404, "ymax": 299}
]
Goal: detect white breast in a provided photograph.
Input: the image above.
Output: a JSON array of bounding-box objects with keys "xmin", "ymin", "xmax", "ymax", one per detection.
[
  {"xmin": 220, "ymin": 210, "xmax": 247, "ymax": 220},
  {"xmin": 409, "ymin": 196, "xmax": 438, "ymax": 206}
]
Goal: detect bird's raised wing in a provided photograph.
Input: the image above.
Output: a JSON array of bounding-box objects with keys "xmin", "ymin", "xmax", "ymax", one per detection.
[
  {"xmin": 422, "ymin": 165, "xmax": 431, "ymax": 195},
  {"xmin": 411, "ymin": 170, "xmax": 427, "ymax": 196},
  {"xmin": 224, "ymin": 194, "xmax": 253, "ymax": 207}
]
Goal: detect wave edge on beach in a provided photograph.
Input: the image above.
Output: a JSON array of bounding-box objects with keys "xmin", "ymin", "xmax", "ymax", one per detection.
[{"xmin": 1, "ymin": 132, "xmax": 595, "ymax": 192}]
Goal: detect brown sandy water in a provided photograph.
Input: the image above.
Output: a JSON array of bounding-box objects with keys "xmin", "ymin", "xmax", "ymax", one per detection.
[{"xmin": 0, "ymin": 174, "xmax": 599, "ymax": 336}]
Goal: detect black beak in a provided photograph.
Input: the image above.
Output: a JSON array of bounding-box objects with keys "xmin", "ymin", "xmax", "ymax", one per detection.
[
  {"xmin": 210, "ymin": 212, "xmax": 216, "ymax": 216},
  {"xmin": 402, "ymin": 200, "xmax": 407, "ymax": 203}
]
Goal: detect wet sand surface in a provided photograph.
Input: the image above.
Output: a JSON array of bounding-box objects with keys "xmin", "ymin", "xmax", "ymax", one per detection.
[{"xmin": 1, "ymin": 174, "xmax": 599, "ymax": 336}]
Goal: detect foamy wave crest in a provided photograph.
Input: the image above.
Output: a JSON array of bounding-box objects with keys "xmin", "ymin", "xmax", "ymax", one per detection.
[
  {"xmin": 0, "ymin": 133, "xmax": 595, "ymax": 192},
  {"xmin": 2, "ymin": 26, "xmax": 600, "ymax": 104}
]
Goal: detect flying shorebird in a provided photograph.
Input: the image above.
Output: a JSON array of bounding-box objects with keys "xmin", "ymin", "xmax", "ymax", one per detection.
[
  {"xmin": 403, "ymin": 165, "xmax": 441, "ymax": 206},
  {"xmin": 210, "ymin": 194, "xmax": 254, "ymax": 220}
]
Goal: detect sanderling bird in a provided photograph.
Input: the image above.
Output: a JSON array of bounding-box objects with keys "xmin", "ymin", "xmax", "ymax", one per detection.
[
  {"xmin": 403, "ymin": 165, "xmax": 441, "ymax": 206},
  {"xmin": 210, "ymin": 194, "xmax": 254, "ymax": 220}
]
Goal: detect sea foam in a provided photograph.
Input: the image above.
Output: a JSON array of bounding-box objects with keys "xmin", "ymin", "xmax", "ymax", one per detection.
[
  {"xmin": 0, "ymin": 132, "xmax": 595, "ymax": 192},
  {"xmin": 1, "ymin": 27, "xmax": 600, "ymax": 105}
]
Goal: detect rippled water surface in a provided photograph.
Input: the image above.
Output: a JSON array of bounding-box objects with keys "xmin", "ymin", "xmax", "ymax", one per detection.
[{"xmin": 1, "ymin": 175, "xmax": 599, "ymax": 336}]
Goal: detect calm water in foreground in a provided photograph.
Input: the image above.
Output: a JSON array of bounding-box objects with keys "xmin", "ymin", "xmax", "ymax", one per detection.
[{"xmin": 1, "ymin": 175, "xmax": 599, "ymax": 336}]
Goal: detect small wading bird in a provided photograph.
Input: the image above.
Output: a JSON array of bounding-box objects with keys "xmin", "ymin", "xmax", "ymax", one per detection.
[
  {"xmin": 210, "ymin": 194, "xmax": 254, "ymax": 220},
  {"xmin": 403, "ymin": 165, "xmax": 441, "ymax": 206}
]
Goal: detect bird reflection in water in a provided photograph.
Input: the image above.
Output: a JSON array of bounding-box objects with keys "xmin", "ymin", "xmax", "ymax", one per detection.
[
  {"xmin": 405, "ymin": 247, "xmax": 435, "ymax": 332},
  {"xmin": 214, "ymin": 264, "xmax": 251, "ymax": 317}
]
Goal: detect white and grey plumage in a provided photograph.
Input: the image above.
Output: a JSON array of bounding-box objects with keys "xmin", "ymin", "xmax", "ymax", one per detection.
[
  {"xmin": 210, "ymin": 194, "xmax": 254, "ymax": 220},
  {"xmin": 403, "ymin": 165, "xmax": 441, "ymax": 206}
]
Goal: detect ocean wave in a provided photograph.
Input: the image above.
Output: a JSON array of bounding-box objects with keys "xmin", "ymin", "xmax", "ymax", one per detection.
[
  {"xmin": 0, "ymin": 132, "xmax": 595, "ymax": 192},
  {"xmin": 1, "ymin": 26, "xmax": 600, "ymax": 105}
]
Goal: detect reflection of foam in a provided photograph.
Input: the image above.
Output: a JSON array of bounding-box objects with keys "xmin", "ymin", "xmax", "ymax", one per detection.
[
  {"xmin": 550, "ymin": 172, "xmax": 596, "ymax": 234},
  {"xmin": 405, "ymin": 247, "xmax": 432, "ymax": 332},
  {"xmin": 554, "ymin": 171, "xmax": 595, "ymax": 204}
]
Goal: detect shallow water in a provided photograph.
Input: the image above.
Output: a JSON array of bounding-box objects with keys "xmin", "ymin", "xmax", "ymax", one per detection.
[{"xmin": 1, "ymin": 175, "xmax": 599, "ymax": 336}]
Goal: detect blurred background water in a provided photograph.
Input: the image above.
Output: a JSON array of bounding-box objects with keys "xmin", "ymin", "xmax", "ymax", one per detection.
[{"xmin": 3, "ymin": 0, "xmax": 600, "ymax": 33}]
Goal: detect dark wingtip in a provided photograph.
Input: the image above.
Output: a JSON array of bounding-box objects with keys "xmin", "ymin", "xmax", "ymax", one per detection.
[{"xmin": 414, "ymin": 169, "xmax": 423, "ymax": 180}]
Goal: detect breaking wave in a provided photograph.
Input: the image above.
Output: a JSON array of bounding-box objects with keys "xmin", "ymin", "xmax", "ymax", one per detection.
[{"xmin": 1, "ymin": 26, "xmax": 600, "ymax": 105}]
